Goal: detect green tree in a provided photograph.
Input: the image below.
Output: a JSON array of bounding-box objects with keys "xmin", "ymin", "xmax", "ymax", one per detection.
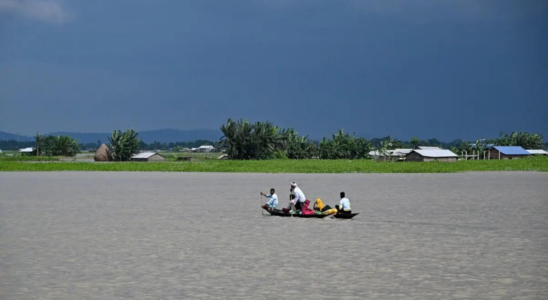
[
  {"xmin": 220, "ymin": 120, "xmax": 372, "ymax": 160},
  {"xmin": 43, "ymin": 135, "xmax": 80, "ymax": 157},
  {"xmin": 319, "ymin": 130, "xmax": 371, "ymax": 159},
  {"xmin": 495, "ymin": 132, "xmax": 543, "ymax": 149},
  {"xmin": 108, "ymin": 129, "xmax": 140, "ymax": 161},
  {"xmin": 219, "ymin": 119, "xmax": 251, "ymax": 159},
  {"xmin": 411, "ymin": 137, "xmax": 420, "ymax": 149},
  {"xmin": 281, "ymin": 128, "xmax": 317, "ymax": 159},
  {"xmin": 219, "ymin": 119, "xmax": 289, "ymax": 160}
]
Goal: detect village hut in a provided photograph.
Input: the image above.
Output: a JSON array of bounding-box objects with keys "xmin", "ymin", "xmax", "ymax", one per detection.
[
  {"xmin": 369, "ymin": 150, "xmax": 386, "ymax": 160},
  {"xmin": 197, "ymin": 145, "xmax": 215, "ymax": 153},
  {"xmin": 487, "ymin": 146, "xmax": 530, "ymax": 160},
  {"xmin": 19, "ymin": 147, "xmax": 37, "ymax": 156},
  {"xmin": 131, "ymin": 152, "xmax": 165, "ymax": 162},
  {"xmin": 369, "ymin": 149, "xmax": 412, "ymax": 161},
  {"xmin": 525, "ymin": 149, "xmax": 548, "ymax": 156},
  {"xmin": 405, "ymin": 149, "xmax": 458, "ymax": 162},
  {"xmin": 393, "ymin": 149, "xmax": 413, "ymax": 157}
]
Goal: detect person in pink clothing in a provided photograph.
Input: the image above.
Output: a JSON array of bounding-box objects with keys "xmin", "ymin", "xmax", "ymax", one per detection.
[{"xmin": 300, "ymin": 199, "xmax": 316, "ymax": 215}]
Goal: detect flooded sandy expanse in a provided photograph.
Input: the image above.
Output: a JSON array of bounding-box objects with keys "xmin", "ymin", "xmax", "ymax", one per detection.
[{"xmin": 1, "ymin": 172, "xmax": 547, "ymax": 300}]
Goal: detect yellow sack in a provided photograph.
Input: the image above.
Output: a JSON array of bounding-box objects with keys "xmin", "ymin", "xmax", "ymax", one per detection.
[{"xmin": 323, "ymin": 208, "xmax": 337, "ymax": 215}]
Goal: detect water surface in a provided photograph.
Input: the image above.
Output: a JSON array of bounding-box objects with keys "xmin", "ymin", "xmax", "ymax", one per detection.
[{"xmin": 0, "ymin": 172, "xmax": 547, "ymax": 299}]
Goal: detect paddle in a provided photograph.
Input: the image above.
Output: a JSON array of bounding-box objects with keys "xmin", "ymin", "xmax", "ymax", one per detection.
[
  {"xmin": 260, "ymin": 193, "xmax": 264, "ymax": 215},
  {"xmin": 289, "ymin": 192, "xmax": 293, "ymax": 218}
]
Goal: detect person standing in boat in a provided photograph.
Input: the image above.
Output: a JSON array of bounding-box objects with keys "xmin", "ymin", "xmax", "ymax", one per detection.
[
  {"xmin": 260, "ymin": 188, "xmax": 278, "ymax": 210},
  {"xmin": 290, "ymin": 182, "xmax": 306, "ymax": 210},
  {"xmin": 336, "ymin": 192, "xmax": 352, "ymax": 214}
]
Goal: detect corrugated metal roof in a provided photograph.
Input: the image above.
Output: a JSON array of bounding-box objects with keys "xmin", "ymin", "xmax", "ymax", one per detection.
[
  {"xmin": 470, "ymin": 143, "xmax": 494, "ymax": 149},
  {"xmin": 198, "ymin": 145, "xmax": 214, "ymax": 149},
  {"xmin": 19, "ymin": 147, "xmax": 36, "ymax": 152},
  {"xmin": 526, "ymin": 149, "xmax": 548, "ymax": 155},
  {"xmin": 369, "ymin": 150, "xmax": 392, "ymax": 156},
  {"xmin": 369, "ymin": 149, "xmax": 413, "ymax": 157},
  {"xmin": 411, "ymin": 149, "xmax": 458, "ymax": 158},
  {"xmin": 418, "ymin": 146, "xmax": 440, "ymax": 150},
  {"xmin": 131, "ymin": 152, "xmax": 159, "ymax": 159},
  {"xmin": 393, "ymin": 149, "xmax": 413, "ymax": 156},
  {"xmin": 493, "ymin": 146, "xmax": 529, "ymax": 155}
]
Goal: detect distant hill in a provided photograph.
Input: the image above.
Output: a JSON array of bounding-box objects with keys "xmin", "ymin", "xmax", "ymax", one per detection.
[
  {"xmin": 0, "ymin": 129, "xmax": 221, "ymax": 144},
  {"xmin": 0, "ymin": 131, "xmax": 34, "ymax": 142},
  {"xmin": 47, "ymin": 132, "xmax": 112, "ymax": 144}
]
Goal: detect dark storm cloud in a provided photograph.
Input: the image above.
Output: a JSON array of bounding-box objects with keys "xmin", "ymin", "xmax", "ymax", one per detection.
[{"xmin": 0, "ymin": 0, "xmax": 546, "ymax": 140}]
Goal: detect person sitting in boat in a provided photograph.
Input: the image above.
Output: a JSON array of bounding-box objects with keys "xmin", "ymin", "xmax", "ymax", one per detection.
[
  {"xmin": 335, "ymin": 192, "xmax": 352, "ymax": 214},
  {"xmin": 300, "ymin": 199, "xmax": 316, "ymax": 215},
  {"xmin": 313, "ymin": 198, "xmax": 333, "ymax": 212},
  {"xmin": 315, "ymin": 198, "xmax": 338, "ymax": 215},
  {"xmin": 290, "ymin": 182, "xmax": 306, "ymax": 210},
  {"xmin": 260, "ymin": 188, "xmax": 278, "ymax": 210}
]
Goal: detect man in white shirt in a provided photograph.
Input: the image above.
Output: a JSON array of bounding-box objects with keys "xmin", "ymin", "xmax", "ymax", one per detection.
[
  {"xmin": 260, "ymin": 188, "xmax": 278, "ymax": 210},
  {"xmin": 290, "ymin": 182, "xmax": 306, "ymax": 210},
  {"xmin": 336, "ymin": 191, "xmax": 352, "ymax": 214}
]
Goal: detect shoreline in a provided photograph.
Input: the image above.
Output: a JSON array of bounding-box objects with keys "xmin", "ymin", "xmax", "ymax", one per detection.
[{"xmin": 1, "ymin": 157, "xmax": 547, "ymax": 173}]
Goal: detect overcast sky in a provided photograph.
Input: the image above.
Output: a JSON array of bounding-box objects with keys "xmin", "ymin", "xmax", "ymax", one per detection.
[{"xmin": 0, "ymin": 0, "xmax": 546, "ymax": 140}]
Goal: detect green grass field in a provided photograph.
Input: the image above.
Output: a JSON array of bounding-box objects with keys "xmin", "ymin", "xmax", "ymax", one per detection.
[
  {"xmin": 0, "ymin": 152, "xmax": 217, "ymax": 162},
  {"xmin": 159, "ymin": 151, "xmax": 222, "ymax": 160},
  {"xmin": 1, "ymin": 156, "xmax": 547, "ymax": 173},
  {"xmin": 0, "ymin": 156, "xmax": 60, "ymax": 161}
]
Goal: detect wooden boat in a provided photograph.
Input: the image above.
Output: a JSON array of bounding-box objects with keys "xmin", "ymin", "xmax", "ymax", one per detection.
[{"xmin": 263, "ymin": 207, "xmax": 358, "ymax": 219}]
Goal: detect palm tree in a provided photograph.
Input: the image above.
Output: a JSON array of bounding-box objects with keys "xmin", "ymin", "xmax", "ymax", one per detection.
[
  {"xmin": 320, "ymin": 129, "xmax": 371, "ymax": 159},
  {"xmin": 35, "ymin": 133, "xmax": 43, "ymax": 156},
  {"xmin": 43, "ymin": 135, "xmax": 80, "ymax": 157},
  {"xmin": 220, "ymin": 119, "xmax": 289, "ymax": 160},
  {"xmin": 496, "ymin": 132, "xmax": 544, "ymax": 149},
  {"xmin": 108, "ymin": 129, "xmax": 140, "ymax": 161},
  {"xmin": 220, "ymin": 119, "xmax": 372, "ymax": 160}
]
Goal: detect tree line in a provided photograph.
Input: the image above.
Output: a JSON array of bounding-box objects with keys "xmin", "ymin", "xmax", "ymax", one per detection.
[
  {"xmin": 0, "ymin": 136, "xmax": 216, "ymax": 152},
  {"xmin": 1, "ymin": 125, "xmax": 546, "ymax": 161},
  {"xmin": 218, "ymin": 119, "xmax": 546, "ymax": 160},
  {"xmin": 34, "ymin": 134, "xmax": 80, "ymax": 157},
  {"xmin": 369, "ymin": 133, "xmax": 545, "ymax": 152},
  {"xmin": 219, "ymin": 119, "xmax": 372, "ymax": 160}
]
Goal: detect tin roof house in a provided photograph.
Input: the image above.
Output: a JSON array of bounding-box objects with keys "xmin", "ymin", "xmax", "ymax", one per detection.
[
  {"xmin": 487, "ymin": 146, "xmax": 530, "ymax": 160},
  {"xmin": 525, "ymin": 149, "xmax": 548, "ymax": 156},
  {"xmin": 405, "ymin": 149, "xmax": 458, "ymax": 162},
  {"xmin": 369, "ymin": 149, "xmax": 413, "ymax": 161},
  {"xmin": 131, "ymin": 152, "xmax": 165, "ymax": 162},
  {"xmin": 19, "ymin": 147, "xmax": 37, "ymax": 156},
  {"xmin": 197, "ymin": 145, "xmax": 215, "ymax": 153}
]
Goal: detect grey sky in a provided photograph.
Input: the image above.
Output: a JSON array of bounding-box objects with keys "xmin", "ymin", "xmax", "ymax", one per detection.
[{"xmin": 0, "ymin": 0, "xmax": 546, "ymax": 140}]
